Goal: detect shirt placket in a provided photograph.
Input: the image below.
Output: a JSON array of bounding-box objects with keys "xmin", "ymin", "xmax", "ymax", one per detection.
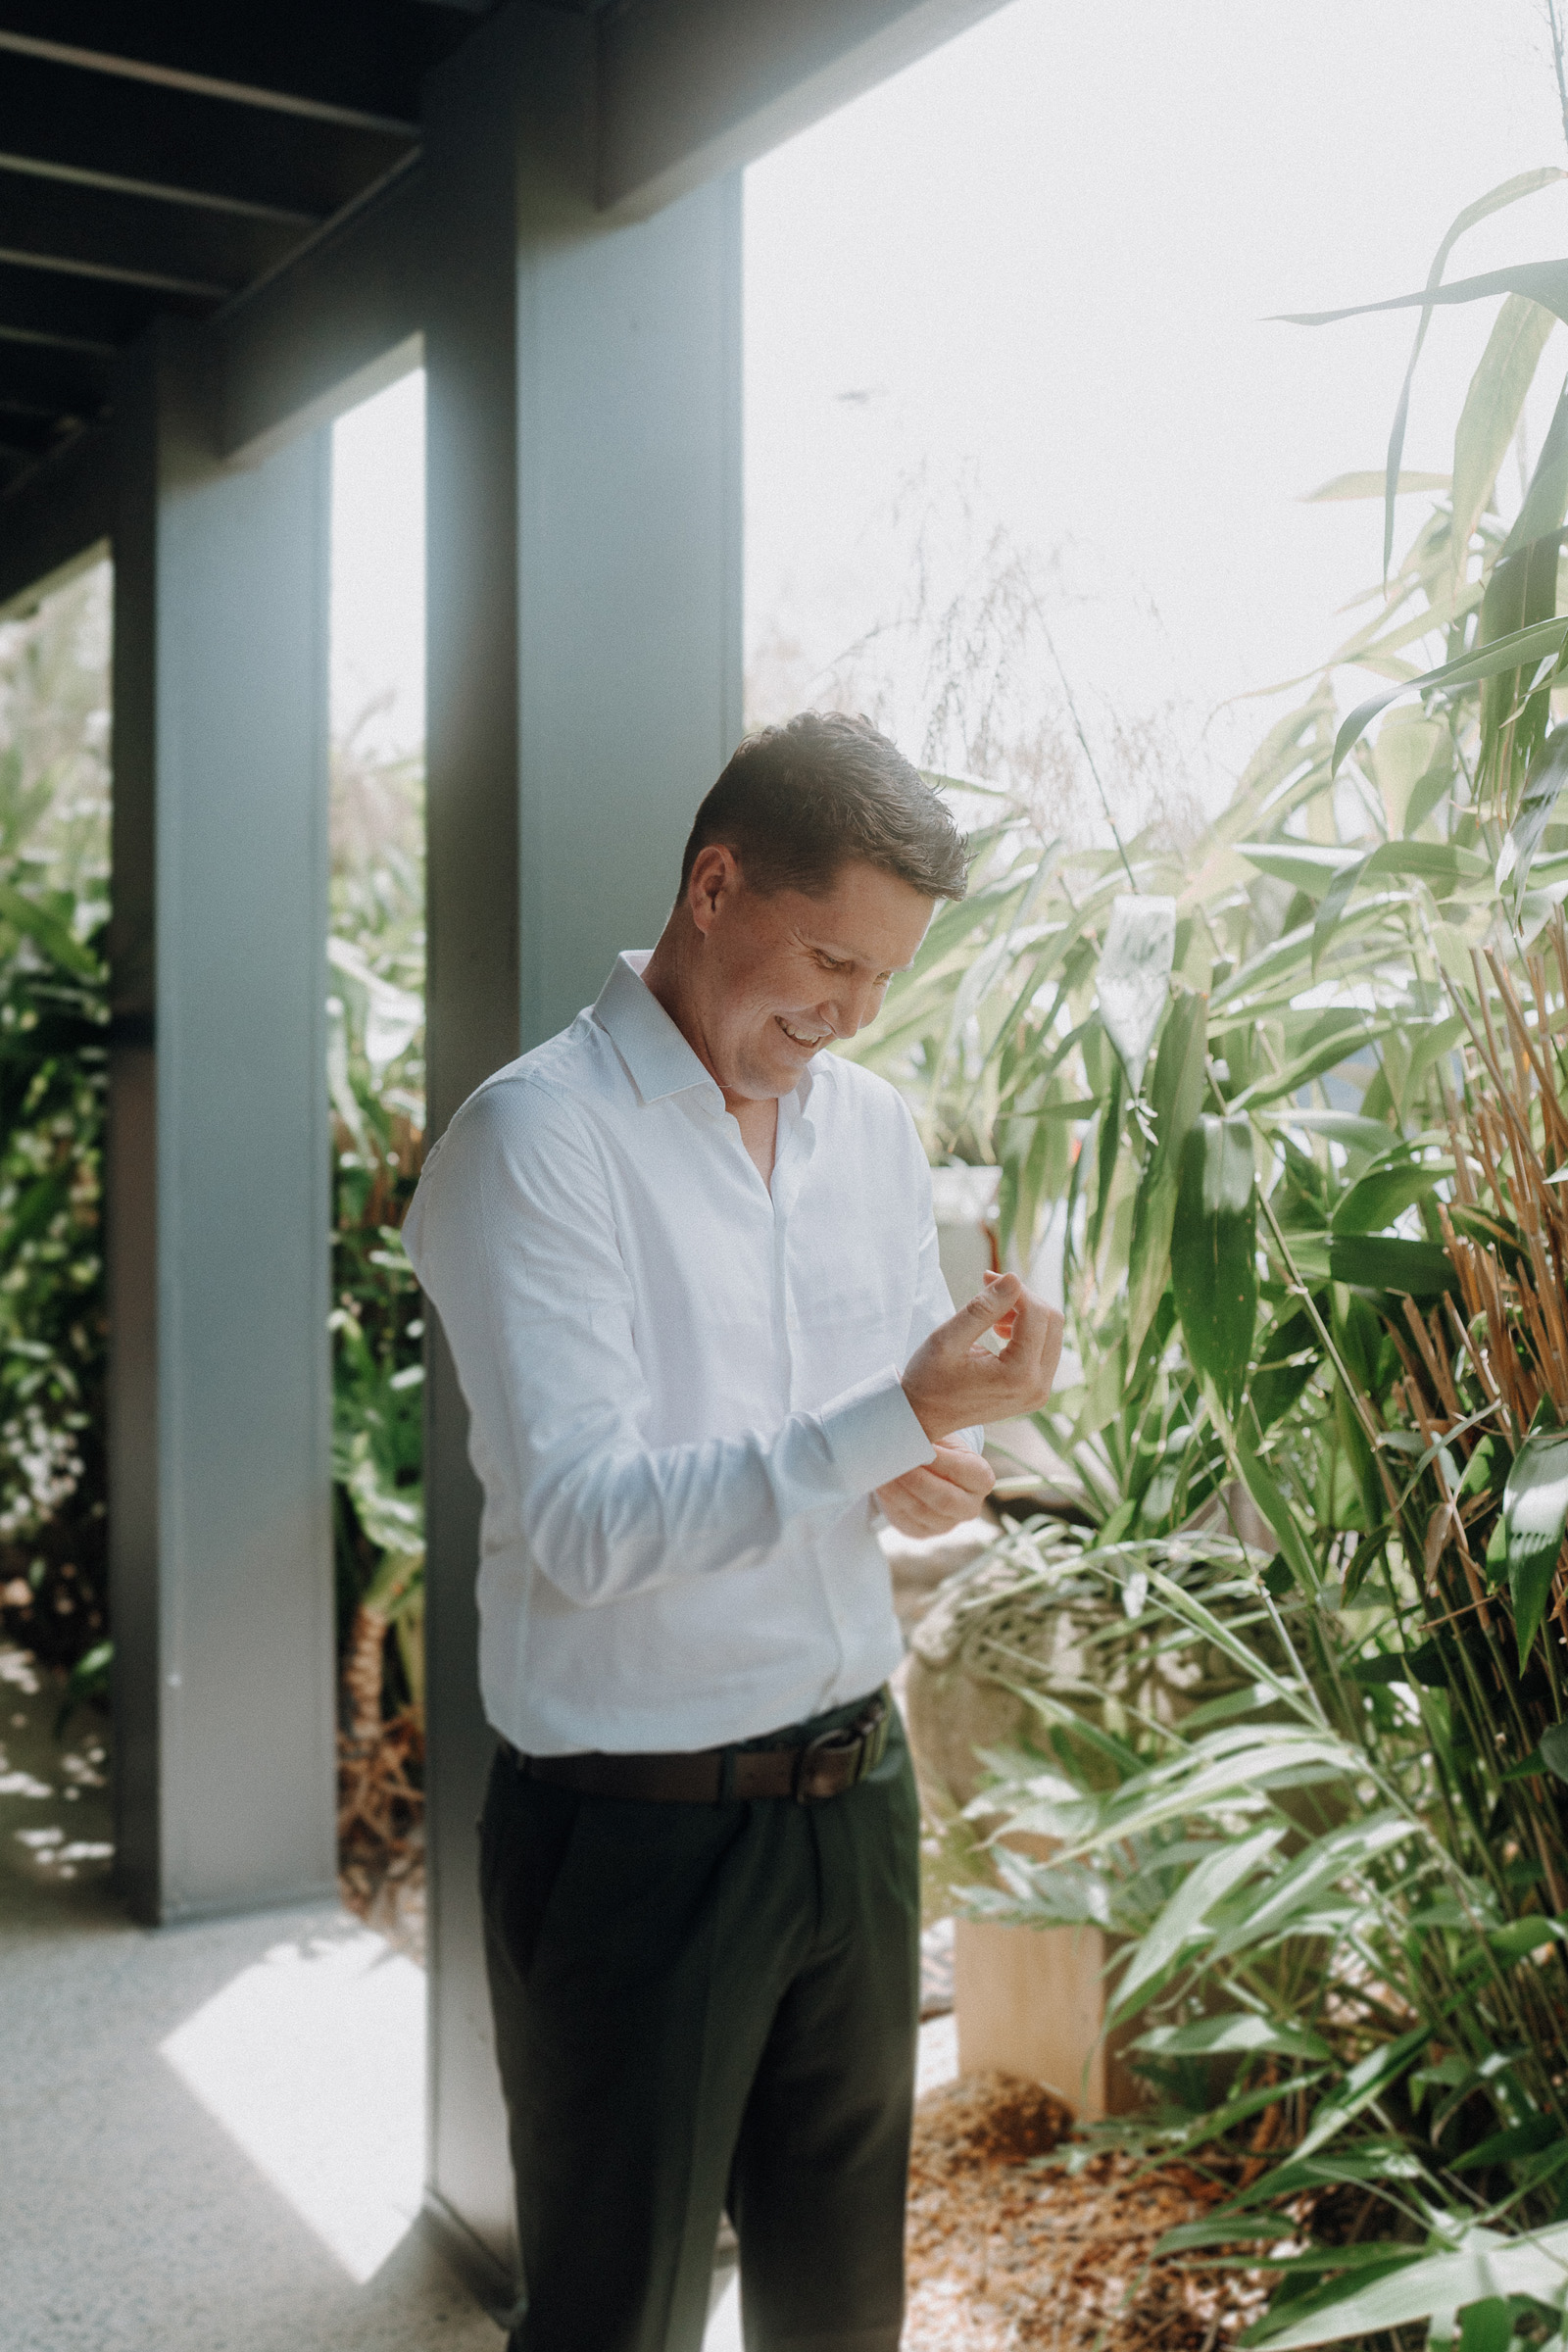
[
  {"xmin": 769, "ymin": 1102, "xmax": 814, "ymax": 1410},
  {"xmin": 772, "ymin": 1103, "xmax": 851, "ymax": 1697}
]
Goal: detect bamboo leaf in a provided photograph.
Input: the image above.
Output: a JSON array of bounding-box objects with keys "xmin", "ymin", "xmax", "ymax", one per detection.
[
  {"xmin": 1206, "ymin": 1815, "xmax": 1411, "ymax": 1962},
  {"xmin": 1234, "ymin": 842, "xmax": 1359, "ymax": 898},
  {"xmin": 1333, "ymin": 614, "xmax": 1568, "ymax": 777},
  {"xmin": 1277, "ymin": 170, "xmax": 1564, "ymax": 576},
  {"xmin": 1234, "ymin": 1433, "xmax": 1320, "ymax": 1592},
  {"xmin": 1329, "ymin": 1233, "xmax": 1460, "ymax": 1298},
  {"xmin": 1541, "ymin": 1721, "xmax": 1568, "ymax": 1784},
  {"xmin": 1135, "ymin": 2013, "xmax": 1333, "ymax": 2063},
  {"xmin": 1502, "ymin": 1428, "xmax": 1568, "ymax": 1669},
  {"xmin": 1249, "ymin": 2222, "xmax": 1568, "ymax": 2350},
  {"xmin": 1097, "ymin": 894, "xmax": 1176, "ymax": 1096},
  {"xmin": 1251, "ymin": 1303, "xmax": 1322, "ymax": 1434},
  {"xmin": 1286, "ymin": 257, "xmax": 1568, "ymax": 339},
  {"xmin": 1456, "ymin": 2300, "xmax": 1519, "ymax": 2352},
  {"xmin": 1303, "ymin": 470, "xmax": 1450, "ymax": 503},
  {"xmin": 1172, "ymin": 1114, "xmax": 1257, "ymax": 1408},
  {"xmin": 1126, "ymin": 990, "xmax": 1207, "ymax": 1360},
  {"xmin": 1451, "ymin": 2116, "xmax": 1561, "ymax": 2174},
  {"xmin": 1498, "ymin": 727, "xmax": 1568, "ymax": 915},
  {"xmin": 1332, "ymin": 1161, "xmax": 1450, "ymax": 1235},
  {"xmin": 1258, "ymin": 1108, "xmax": 1395, "ymax": 1155},
  {"xmin": 1289, "ymin": 2021, "xmax": 1433, "ymax": 2167},
  {"xmin": 1483, "ymin": 549, "xmax": 1567, "ymax": 794},
  {"xmin": 1107, "ymin": 1828, "xmax": 1284, "ymax": 2019},
  {"xmin": 1505, "ymin": 378, "xmax": 1568, "ymax": 556},
  {"xmin": 1278, "ymin": 168, "xmax": 1566, "ymax": 576},
  {"xmin": 1449, "ymin": 296, "xmax": 1558, "ymax": 597},
  {"xmin": 0, "ymin": 881, "xmax": 99, "ymax": 980}
]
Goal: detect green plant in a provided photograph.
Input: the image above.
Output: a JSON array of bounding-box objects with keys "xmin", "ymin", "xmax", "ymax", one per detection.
[
  {"xmin": 858, "ymin": 172, "xmax": 1568, "ymax": 2349},
  {"xmin": 327, "ymin": 711, "xmax": 426, "ymax": 1739},
  {"xmin": 0, "ymin": 565, "xmax": 111, "ymax": 1675}
]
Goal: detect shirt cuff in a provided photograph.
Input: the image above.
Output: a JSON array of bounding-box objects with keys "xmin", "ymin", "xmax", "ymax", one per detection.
[{"xmin": 817, "ymin": 1366, "xmax": 934, "ymax": 1496}]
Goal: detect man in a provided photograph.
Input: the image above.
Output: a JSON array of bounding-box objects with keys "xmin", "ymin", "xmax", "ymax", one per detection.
[{"xmin": 403, "ymin": 712, "xmax": 1064, "ymax": 2352}]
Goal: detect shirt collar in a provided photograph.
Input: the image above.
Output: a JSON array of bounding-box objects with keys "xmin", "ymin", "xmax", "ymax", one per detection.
[{"xmin": 592, "ymin": 952, "xmax": 726, "ymax": 1110}]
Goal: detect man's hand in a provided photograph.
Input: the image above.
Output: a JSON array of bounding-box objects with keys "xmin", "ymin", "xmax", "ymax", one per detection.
[
  {"xmin": 902, "ymin": 1271, "xmax": 1065, "ymax": 1443},
  {"xmin": 876, "ymin": 1443, "xmax": 995, "ymax": 1539}
]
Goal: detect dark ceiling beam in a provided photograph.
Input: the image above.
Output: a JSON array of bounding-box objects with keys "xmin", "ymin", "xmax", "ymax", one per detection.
[
  {"xmin": 0, "ymin": 416, "xmax": 111, "ymax": 612},
  {"xmin": 0, "ymin": 52, "xmax": 415, "ymax": 224},
  {"xmin": 598, "ymin": 0, "xmax": 1008, "ymax": 215},
  {"xmin": 0, "ymin": 2, "xmax": 472, "ymax": 137},
  {"xmin": 0, "ymin": 337, "xmax": 109, "ymax": 419},
  {"xmin": 0, "ymin": 260, "xmax": 190, "ymax": 350},
  {"xmin": 214, "ymin": 163, "xmax": 426, "ymax": 462},
  {"xmin": 0, "ymin": 408, "xmax": 61, "ymax": 459},
  {"xmin": 0, "ymin": 173, "xmax": 303, "ymax": 300},
  {"xmin": 3, "ymin": 172, "xmax": 301, "ymax": 297}
]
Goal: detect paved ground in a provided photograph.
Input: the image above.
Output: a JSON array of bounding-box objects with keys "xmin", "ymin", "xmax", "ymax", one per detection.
[
  {"xmin": 2, "ymin": 1645, "xmax": 948, "ymax": 2352},
  {"xmin": 0, "ymin": 1647, "xmax": 795, "ymax": 2352},
  {"xmin": 1, "ymin": 1643, "xmax": 492, "ymax": 2351}
]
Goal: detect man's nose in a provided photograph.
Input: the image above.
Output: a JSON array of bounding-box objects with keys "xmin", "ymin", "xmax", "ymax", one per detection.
[{"xmin": 820, "ymin": 976, "xmax": 881, "ymax": 1037}]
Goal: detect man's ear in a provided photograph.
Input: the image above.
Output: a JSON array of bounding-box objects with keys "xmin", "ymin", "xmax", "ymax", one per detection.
[{"xmin": 687, "ymin": 844, "xmax": 741, "ymax": 937}]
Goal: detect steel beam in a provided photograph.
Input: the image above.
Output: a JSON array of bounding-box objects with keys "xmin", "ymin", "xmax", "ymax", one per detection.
[
  {"xmin": 175, "ymin": 0, "xmax": 1004, "ymax": 474},
  {"xmin": 0, "ymin": 258, "xmax": 183, "ymax": 348},
  {"xmin": 420, "ymin": 0, "xmax": 741, "ymax": 2286},
  {"xmin": 599, "ymin": 0, "xmax": 1009, "ymax": 214},
  {"xmin": 107, "ymin": 319, "xmax": 335, "ymax": 1923},
  {"xmin": 213, "ymin": 165, "xmax": 426, "ymax": 464},
  {"xmin": 0, "ymin": 336, "xmax": 109, "ymax": 418},
  {"xmin": 0, "ymin": 172, "xmax": 299, "ymax": 299},
  {"xmin": 0, "ymin": 50, "xmax": 411, "ymax": 223},
  {"xmin": 0, "ymin": 0, "xmax": 466, "ymax": 135},
  {"xmin": 0, "ymin": 418, "xmax": 110, "ymax": 611}
]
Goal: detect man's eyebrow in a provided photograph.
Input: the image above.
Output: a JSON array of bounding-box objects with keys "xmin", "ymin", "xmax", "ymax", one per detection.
[{"xmin": 798, "ymin": 932, "xmax": 914, "ymax": 973}]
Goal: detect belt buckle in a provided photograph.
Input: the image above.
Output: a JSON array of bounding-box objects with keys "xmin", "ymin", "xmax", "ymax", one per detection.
[{"xmin": 792, "ymin": 1691, "xmax": 887, "ymax": 1804}]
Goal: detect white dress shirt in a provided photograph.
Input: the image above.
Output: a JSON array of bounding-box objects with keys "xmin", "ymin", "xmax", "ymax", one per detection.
[{"xmin": 402, "ymin": 950, "xmax": 968, "ymax": 1754}]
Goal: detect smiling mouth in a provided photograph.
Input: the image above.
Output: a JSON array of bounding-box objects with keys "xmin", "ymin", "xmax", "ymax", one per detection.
[{"xmin": 776, "ymin": 1016, "xmax": 831, "ymax": 1049}]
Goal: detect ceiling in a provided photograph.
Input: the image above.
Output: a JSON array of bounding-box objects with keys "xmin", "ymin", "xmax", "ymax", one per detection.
[{"xmin": 0, "ymin": 2, "xmax": 620, "ymax": 497}]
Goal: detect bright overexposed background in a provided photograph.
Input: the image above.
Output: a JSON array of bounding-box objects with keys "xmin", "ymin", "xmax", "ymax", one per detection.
[{"xmin": 333, "ymin": 0, "xmax": 1568, "ymax": 831}]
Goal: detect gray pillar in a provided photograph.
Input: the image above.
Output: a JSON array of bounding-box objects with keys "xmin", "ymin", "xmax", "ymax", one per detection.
[
  {"xmin": 109, "ymin": 320, "xmax": 335, "ymax": 1924},
  {"xmin": 420, "ymin": 3, "xmax": 742, "ymax": 2285}
]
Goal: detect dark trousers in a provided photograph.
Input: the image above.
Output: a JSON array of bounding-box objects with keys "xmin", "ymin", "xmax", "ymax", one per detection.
[{"xmin": 479, "ymin": 1697, "xmax": 922, "ymax": 2352}]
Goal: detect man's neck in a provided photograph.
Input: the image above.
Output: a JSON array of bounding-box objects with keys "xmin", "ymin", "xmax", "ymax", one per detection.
[
  {"xmin": 640, "ymin": 923, "xmax": 780, "ymax": 1188},
  {"xmin": 727, "ymin": 1093, "xmax": 778, "ymax": 1189}
]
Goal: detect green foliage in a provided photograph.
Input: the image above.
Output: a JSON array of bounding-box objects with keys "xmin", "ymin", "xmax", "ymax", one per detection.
[
  {"xmin": 855, "ymin": 172, "xmax": 1568, "ymax": 2348},
  {"xmin": 1172, "ymin": 1114, "xmax": 1257, "ymax": 1408},
  {"xmin": 0, "ymin": 566, "xmax": 110, "ymax": 1673},
  {"xmin": 0, "ymin": 589, "xmax": 428, "ymax": 1744},
  {"xmin": 327, "ymin": 712, "xmax": 426, "ymax": 1721}
]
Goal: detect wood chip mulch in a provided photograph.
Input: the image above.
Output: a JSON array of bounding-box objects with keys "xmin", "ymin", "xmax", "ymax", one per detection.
[{"xmin": 906, "ymin": 2075, "xmax": 1276, "ymax": 2352}]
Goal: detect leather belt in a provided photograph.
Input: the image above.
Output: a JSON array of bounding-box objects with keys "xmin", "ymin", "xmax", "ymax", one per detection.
[{"xmin": 501, "ymin": 1688, "xmax": 891, "ymax": 1805}]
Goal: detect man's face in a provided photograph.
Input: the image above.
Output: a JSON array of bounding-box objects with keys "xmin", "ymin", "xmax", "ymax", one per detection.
[{"xmin": 686, "ymin": 852, "xmax": 935, "ymax": 1101}]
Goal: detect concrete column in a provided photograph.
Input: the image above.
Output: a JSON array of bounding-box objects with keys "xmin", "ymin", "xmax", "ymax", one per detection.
[
  {"xmin": 109, "ymin": 320, "xmax": 335, "ymax": 1924},
  {"xmin": 420, "ymin": 2, "xmax": 742, "ymax": 2286}
]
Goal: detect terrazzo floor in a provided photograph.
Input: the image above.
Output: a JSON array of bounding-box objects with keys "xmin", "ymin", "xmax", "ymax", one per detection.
[{"xmin": 1, "ymin": 1647, "xmax": 956, "ymax": 2352}]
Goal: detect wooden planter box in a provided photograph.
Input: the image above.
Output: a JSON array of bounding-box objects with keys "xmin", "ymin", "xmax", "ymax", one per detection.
[{"xmin": 953, "ymin": 1917, "xmax": 1141, "ymax": 2120}]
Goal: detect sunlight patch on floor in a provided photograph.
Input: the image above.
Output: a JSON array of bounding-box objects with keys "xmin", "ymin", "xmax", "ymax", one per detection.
[
  {"xmin": 705, "ymin": 2267, "xmax": 743, "ymax": 2352},
  {"xmin": 160, "ymin": 1926, "xmax": 426, "ymax": 2284}
]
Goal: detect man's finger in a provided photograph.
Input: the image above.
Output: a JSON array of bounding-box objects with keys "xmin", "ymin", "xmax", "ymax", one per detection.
[
  {"xmin": 947, "ymin": 1274, "xmax": 1020, "ymax": 1349},
  {"xmin": 995, "ymin": 1296, "xmax": 1065, "ymax": 1408},
  {"xmin": 889, "ymin": 1471, "xmax": 986, "ymax": 1534},
  {"xmin": 929, "ymin": 1444, "xmax": 996, "ymax": 1495},
  {"xmin": 999, "ymin": 1288, "xmax": 1055, "ymax": 1368}
]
